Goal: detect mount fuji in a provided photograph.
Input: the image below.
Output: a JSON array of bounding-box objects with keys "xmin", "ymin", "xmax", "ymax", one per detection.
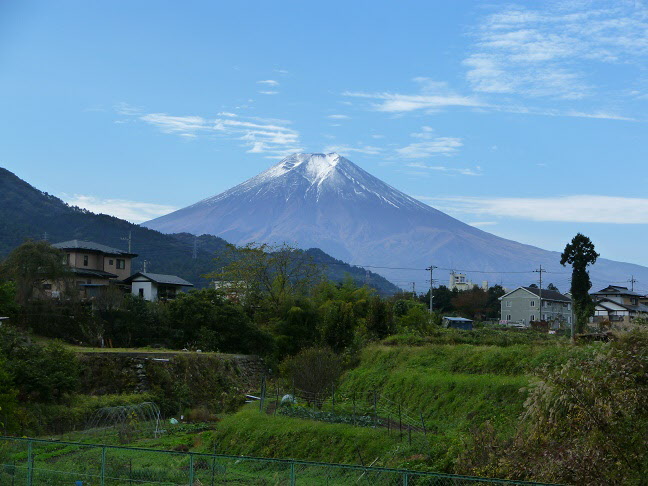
[{"xmin": 143, "ymin": 153, "xmax": 648, "ymax": 290}]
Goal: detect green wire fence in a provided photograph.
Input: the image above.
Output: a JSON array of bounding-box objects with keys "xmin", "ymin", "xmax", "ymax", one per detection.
[{"xmin": 0, "ymin": 436, "xmax": 557, "ymax": 485}]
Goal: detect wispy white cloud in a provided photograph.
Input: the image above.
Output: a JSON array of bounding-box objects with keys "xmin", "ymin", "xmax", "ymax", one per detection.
[
  {"xmin": 396, "ymin": 127, "xmax": 463, "ymax": 158},
  {"xmin": 139, "ymin": 114, "xmax": 209, "ymax": 134},
  {"xmin": 61, "ymin": 194, "xmax": 177, "ymax": 224},
  {"xmin": 259, "ymin": 90, "xmax": 279, "ymax": 95},
  {"xmin": 114, "ymin": 102, "xmax": 141, "ymax": 115},
  {"xmin": 324, "ymin": 144, "xmax": 383, "ymax": 155},
  {"xmin": 418, "ymin": 195, "xmax": 648, "ymax": 224},
  {"xmin": 118, "ymin": 107, "xmax": 302, "ymax": 158},
  {"xmin": 327, "ymin": 114, "xmax": 350, "ymax": 119},
  {"xmin": 407, "ymin": 162, "xmax": 482, "ymax": 176},
  {"xmin": 465, "ymin": 3, "xmax": 648, "ymax": 99},
  {"xmin": 344, "ymin": 90, "xmax": 484, "ymax": 112},
  {"xmin": 257, "ymin": 79, "xmax": 279, "ymax": 86},
  {"xmin": 397, "ymin": 138, "xmax": 463, "ymax": 158},
  {"xmin": 468, "ymin": 221, "xmax": 498, "ymax": 227}
]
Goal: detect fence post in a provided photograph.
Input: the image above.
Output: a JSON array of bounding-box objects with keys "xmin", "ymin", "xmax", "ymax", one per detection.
[
  {"xmin": 403, "ymin": 472, "xmax": 409, "ymax": 486},
  {"xmin": 373, "ymin": 390, "xmax": 377, "ymax": 425},
  {"xmin": 332, "ymin": 385, "xmax": 335, "ymax": 414},
  {"xmin": 259, "ymin": 375, "xmax": 266, "ymax": 413},
  {"xmin": 398, "ymin": 403, "xmax": 403, "ymax": 441},
  {"xmin": 101, "ymin": 445, "xmax": 107, "ymax": 486},
  {"xmin": 352, "ymin": 392, "xmax": 356, "ymax": 425},
  {"xmin": 189, "ymin": 453, "xmax": 195, "ymax": 486},
  {"xmin": 275, "ymin": 386, "xmax": 279, "ymax": 416},
  {"xmin": 290, "ymin": 460, "xmax": 296, "ymax": 486},
  {"xmin": 26, "ymin": 440, "xmax": 33, "ymax": 486}
]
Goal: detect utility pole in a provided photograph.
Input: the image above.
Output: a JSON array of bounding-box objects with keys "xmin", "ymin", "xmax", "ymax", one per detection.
[
  {"xmin": 533, "ymin": 265, "xmax": 544, "ymax": 322},
  {"xmin": 143, "ymin": 260, "xmax": 149, "ymax": 273},
  {"xmin": 121, "ymin": 231, "xmax": 132, "ymax": 253},
  {"xmin": 192, "ymin": 236, "xmax": 198, "ymax": 260},
  {"xmin": 426, "ymin": 265, "xmax": 437, "ymax": 313},
  {"xmin": 411, "ymin": 282, "xmax": 416, "ymax": 299},
  {"xmin": 629, "ymin": 275, "xmax": 637, "ymax": 292},
  {"xmin": 42, "ymin": 231, "xmax": 48, "ymax": 242}
]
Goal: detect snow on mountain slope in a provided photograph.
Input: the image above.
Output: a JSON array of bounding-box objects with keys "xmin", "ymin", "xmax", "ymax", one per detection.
[{"xmin": 143, "ymin": 153, "xmax": 648, "ymax": 289}]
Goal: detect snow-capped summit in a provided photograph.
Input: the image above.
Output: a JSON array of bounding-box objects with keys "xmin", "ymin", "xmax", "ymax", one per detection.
[{"xmin": 143, "ymin": 153, "xmax": 645, "ymax": 289}]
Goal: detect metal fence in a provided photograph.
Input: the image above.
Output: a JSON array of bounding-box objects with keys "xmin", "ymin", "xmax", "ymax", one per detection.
[{"xmin": 0, "ymin": 436, "xmax": 554, "ymax": 485}]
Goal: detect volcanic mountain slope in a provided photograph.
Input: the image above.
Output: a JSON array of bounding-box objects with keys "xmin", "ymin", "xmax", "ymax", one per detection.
[{"xmin": 143, "ymin": 153, "xmax": 648, "ymax": 289}]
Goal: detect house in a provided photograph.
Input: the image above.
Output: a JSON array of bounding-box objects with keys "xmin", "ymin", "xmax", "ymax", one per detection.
[
  {"xmin": 124, "ymin": 272, "xmax": 193, "ymax": 301},
  {"xmin": 499, "ymin": 286, "xmax": 572, "ymax": 329},
  {"xmin": 590, "ymin": 285, "xmax": 648, "ymax": 328},
  {"xmin": 442, "ymin": 316, "xmax": 473, "ymax": 330},
  {"xmin": 51, "ymin": 240, "xmax": 138, "ymax": 297}
]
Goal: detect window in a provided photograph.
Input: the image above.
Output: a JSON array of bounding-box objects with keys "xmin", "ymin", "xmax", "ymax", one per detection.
[
  {"xmin": 42, "ymin": 283, "xmax": 52, "ymax": 290},
  {"xmin": 631, "ymin": 298, "xmax": 638, "ymax": 305},
  {"xmin": 567, "ymin": 303, "xmax": 571, "ymax": 310},
  {"xmin": 83, "ymin": 255, "xmax": 88, "ymax": 267},
  {"xmin": 138, "ymin": 288, "xmax": 144, "ymax": 298},
  {"xmin": 568, "ymin": 316, "xmax": 572, "ymax": 324},
  {"xmin": 506, "ymin": 301, "xmax": 512, "ymax": 308},
  {"xmin": 530, "ymin": 300, "xmax": 536, "ymax": 307},
  {"xmin": 116, "ymin": 259, "xmax": 125, "ymax": 269},
  {"xmin": 109, "ymin": 259, "xmax": 114, "ymax": 265},
  {"xmin": 66, "ymin": 254, "xmax": 70, "ymax": 265},
  {"xmin": 506, "ymin": 314, "xmax": 511, "ymax": 320},
  {"xmin": 530, "ymin": 314, "xmax": 536, "ymax": 321}
]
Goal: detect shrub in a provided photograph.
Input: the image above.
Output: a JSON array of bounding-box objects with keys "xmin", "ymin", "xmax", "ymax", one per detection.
[{"xmin": 280, "ymin": 347, "xmax": 343, "ymax": 406}]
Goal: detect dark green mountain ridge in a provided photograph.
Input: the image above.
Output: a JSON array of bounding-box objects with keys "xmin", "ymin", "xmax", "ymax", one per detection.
[{"xmin": 0, "ymin": 167, "xmax": 399, "ymax": 293}]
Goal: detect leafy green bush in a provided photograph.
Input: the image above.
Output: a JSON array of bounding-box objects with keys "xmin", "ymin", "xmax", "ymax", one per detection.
[{"xmin": 458, "ymin": 329, "xmax": 648, "ymax": 485}]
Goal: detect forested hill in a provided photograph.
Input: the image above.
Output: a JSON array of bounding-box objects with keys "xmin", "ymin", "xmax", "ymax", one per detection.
[{"xmin": 0, "ymin": 168, "xmax": 399, "ymax": 293}]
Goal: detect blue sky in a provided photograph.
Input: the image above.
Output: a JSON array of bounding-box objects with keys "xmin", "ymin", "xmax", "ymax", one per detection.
[{"xmin": 1, "ymin": 1, "xmax": 647, "ymax": 278}]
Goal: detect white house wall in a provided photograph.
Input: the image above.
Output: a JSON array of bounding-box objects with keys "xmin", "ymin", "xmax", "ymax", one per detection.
[{"xmin": 131, "ymin": 280, "xmax": 158, "ymax": 301}]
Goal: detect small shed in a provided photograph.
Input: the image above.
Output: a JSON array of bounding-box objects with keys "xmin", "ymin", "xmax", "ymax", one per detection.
[
  {"xmin": 124, "ymin": 272, "xmax": 193, "ymax": 301},
  {"xmin": 442, "ymin": 316, "xmax": 473, "ymax": 330}
]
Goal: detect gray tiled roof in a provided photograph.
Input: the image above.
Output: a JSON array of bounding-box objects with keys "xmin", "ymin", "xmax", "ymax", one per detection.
[
  {"xmin": 125, "ymin": 272, "xmax": 193, "ymax": 287},
  {"xmin": 592, "ymin": 285, "xmax": 643, "ymax": 297},
  {"xmin": 53, "ymin": 240, "xmax": 137, "ymax": 257},
  {"xmin": 522, "ymin": 286, "xmax": 571, "ymax": 302},
  {"xmin": 71, "ymin": 268, "xmax": 119, "ymax": 279}
]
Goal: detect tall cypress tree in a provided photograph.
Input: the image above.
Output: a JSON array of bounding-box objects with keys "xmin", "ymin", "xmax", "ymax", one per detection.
[{"xmin": 560, "ymin": 233, "xmax": 599, "ymax": 334}]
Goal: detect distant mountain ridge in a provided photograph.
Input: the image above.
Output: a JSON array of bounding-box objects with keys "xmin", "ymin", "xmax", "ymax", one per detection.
[
  {"xmin": 143, "ymin": 153, "xmax": 648, "ymax": 290},
  {"xmin": 0, "ymin": 167, "xmax": 400, "ymax": 293}
]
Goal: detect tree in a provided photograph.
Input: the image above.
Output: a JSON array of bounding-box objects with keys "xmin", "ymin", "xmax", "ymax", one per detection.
[
  {"xmin": 561, "ymin": 233, "xmax": 599, "ymax": 334},
  {"xmin": 166, "ymin": 289, "xmax": 270, "ymax": 354},
  {"xmin": 0, "ymin": 240, "xmax": 71, "ymax": 305},
  {"xmin": 430, "ymin": 285, "xmax": 455, "ymax": 313},
  {"xmin": 319, "ymin": 300, "xmax": 357, "ymax": 352},
  {"xmin": 208, "ymin": 243, "xmax": 322, "ymax": 312},
  {"xmin": 365, "ymin": 296, "xmax": 394, "ymax": 338},
  {"xmin": 546, "ymin": 283, "xmax": 559, "ymax": 292},
  {"xmin": 451, "ymin": 288, "xmax": 490, "ymax": 320},
  {"xmin": 486, "ymin": 285, "xmax": 506, "ymax": 318},
  {"xmin": 0, "ymin": 282, "xmax": 18, "ymax": 317},
  {"xmin": 280, "ymin": 347, "xmax": 343, "ymax": 406}
]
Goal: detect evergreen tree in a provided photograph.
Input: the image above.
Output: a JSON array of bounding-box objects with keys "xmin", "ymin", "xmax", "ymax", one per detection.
[{"xmin": 561, "ymin": 233, "xmax": 599, "ymax": 334}]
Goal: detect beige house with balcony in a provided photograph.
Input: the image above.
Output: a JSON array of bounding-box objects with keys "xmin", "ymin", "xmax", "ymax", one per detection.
[{"xmin": 51, "ymin": 240, "xmax": 138, "ymax": 297}]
